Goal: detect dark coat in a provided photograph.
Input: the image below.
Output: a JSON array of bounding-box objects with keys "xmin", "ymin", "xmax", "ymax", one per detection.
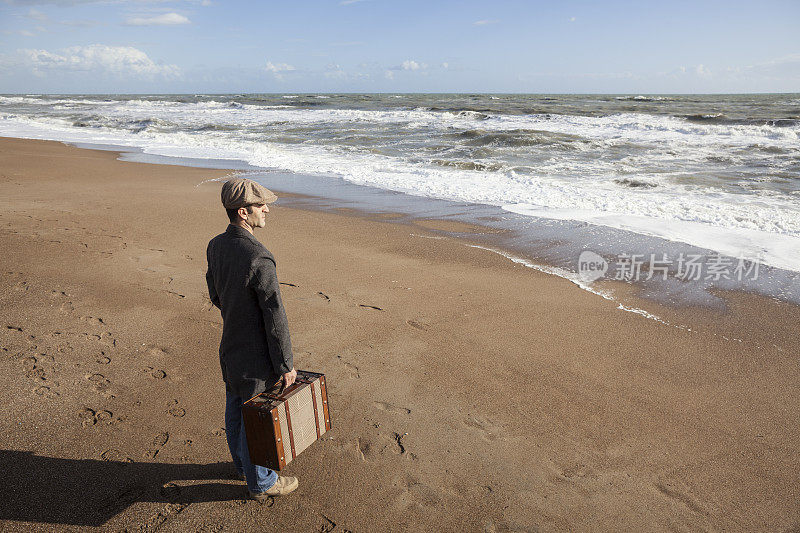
[{"xmin": 206, "ymin": 224, "xmax": 293, "ymax": 399}]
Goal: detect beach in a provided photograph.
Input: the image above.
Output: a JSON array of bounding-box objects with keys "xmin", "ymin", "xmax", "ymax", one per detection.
[{"xmin": 1, "ymin": 136, "xmax": 799, "ymax": 531}]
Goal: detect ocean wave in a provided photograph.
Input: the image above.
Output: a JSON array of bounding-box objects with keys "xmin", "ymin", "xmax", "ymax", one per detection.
[
  {"xmin": 683, "ymin": 114, "xmax": 799, "ymax": 127},
  {"xmin": 454, "ymin": 128, "xmax": 590, "ymax": 149},
  {"xmin": 615, "ymin": 95, "xmax": 673, "ymax": 102},
  {"xmin": 431, "ymin": 159, "xmax": 505, "ymax": 172},
  {"xmin": 613, "ymin": 178, "xmax": 658, "ymax": 189}
]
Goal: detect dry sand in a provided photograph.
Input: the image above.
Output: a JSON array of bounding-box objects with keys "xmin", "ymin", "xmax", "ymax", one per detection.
[{"xmin": 0, "ymin": 137, "xmax": 798, "ymax": 532}]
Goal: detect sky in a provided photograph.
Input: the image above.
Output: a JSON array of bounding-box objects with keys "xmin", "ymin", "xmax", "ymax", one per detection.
[{"xmin": 0, "ymin": 0, "xmax": 798, "ymax": 94}]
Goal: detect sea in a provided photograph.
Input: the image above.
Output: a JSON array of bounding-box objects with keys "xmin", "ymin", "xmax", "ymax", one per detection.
[{"xmin": 2, "ymin": 93, "xmax": 799, "ymax": 312}]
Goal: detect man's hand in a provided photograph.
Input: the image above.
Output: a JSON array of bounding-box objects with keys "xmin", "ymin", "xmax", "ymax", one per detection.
[{"xmin": 282, "ymin": 367, "xmax": 297, "ymax": 389}]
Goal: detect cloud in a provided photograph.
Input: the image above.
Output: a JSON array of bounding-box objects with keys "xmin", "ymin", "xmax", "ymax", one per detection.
[
  {"xmin": 745, "ymin": 52, "xmax": 800, "ymax": 74},
  {"xmin": 19, "ymin": 44, "xmax": 180, "ymax": 78},
  {"xmin": 401, "ymin": 59, "xmax": 420, "ymax": 71},
  {"xmin": 569, "ymin": 17, "xmax": 576, "ymax": 22},
  {"xmin": 473, "ymin": 19, "xmax": 498, "ymax": 26},
  {"xmin": 19, "ymin": 30, "xmax": 36, "ymax": 37},
  {"xmin": 265, "ymin": 60, "xmax": 295, "ymax": 73},
  {"xmin": 340, "ymin": 0, "xmax": 368, "ymax": 5},
  {"xmin": 694, "ymin": 64, "xmax": 710, "ymax": 77},
  {"xmin": 126, "ymin": 13, "xmax": 190, "ymax": 26},
  {"xmin": 265, "ymin": 60, "xmax": 295, "ymax": 80}
]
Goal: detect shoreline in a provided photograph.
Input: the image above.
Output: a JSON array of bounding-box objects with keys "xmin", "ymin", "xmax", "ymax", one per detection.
[
  {"xmin": 1, "ymin": 137, "xmax": 799, "ymax": 531},
  {"xmin": 45, "ymin": 137, "xmax": 800, "ymax": 316}
]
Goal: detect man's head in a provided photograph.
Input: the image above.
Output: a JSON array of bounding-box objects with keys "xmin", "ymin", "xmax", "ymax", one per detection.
[{"xmin": 221, "ymin": 178, "xmax": 277, "ymax": 229}]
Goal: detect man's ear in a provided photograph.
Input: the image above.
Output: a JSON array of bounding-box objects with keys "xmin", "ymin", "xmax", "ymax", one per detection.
[{"xmin": 237, "ymin": 206, "xmax": 249, "ymax": 220}]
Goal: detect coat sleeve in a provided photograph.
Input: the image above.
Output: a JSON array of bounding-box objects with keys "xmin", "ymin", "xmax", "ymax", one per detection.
[
  {"xmin": 249, "ymin": 255, "xmax": 293, "ymax": 376},
  {"xmin": 205, "ymin": 244, "xmax": 221, "ymax": 310}
]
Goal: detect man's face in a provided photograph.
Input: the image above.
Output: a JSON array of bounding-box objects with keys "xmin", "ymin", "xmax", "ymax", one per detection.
[{"xmin": 245, "ymin": 203, "xmax": 269, "ymax": 228}]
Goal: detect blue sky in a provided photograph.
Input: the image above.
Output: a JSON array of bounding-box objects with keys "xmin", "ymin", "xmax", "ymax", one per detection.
[{"xmin": 0, "ymin": 0, "xmax": 798, "ymax": 93}]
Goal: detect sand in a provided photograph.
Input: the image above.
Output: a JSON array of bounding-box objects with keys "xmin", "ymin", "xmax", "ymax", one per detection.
[{"xmin": 0, "ymin": 137, "xmax": 798, "ymax": 532}]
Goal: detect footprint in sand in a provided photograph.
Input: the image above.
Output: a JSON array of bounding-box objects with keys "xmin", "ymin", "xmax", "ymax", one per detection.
[
  {"xmin": 392, "ymin": 475, "xmax": 441, "ymax": 512},
  {"xmin": 336, "ymin": 355, "xmax": 361, "ymax": 378},
  {"xmin": 78, "ymin": 407, "xmax": 114, "ymax": 426},
  {"xmin": 78, "ymin": 407, "xmax": 97, "ymax": 427},
  {"xmin": 34, "ymin": 385, "xmax": 59, "ymax": 398},
  {"xmin": 356, "ymin": 437, "xmax": 372, "ymax": 461},
  {"xmin": 373, "ymin": 401, "xmax": 411, "ymax": 415},
  {"xmin": 86, "ymin": 372, "xmax": 111, "ymax": 393},
  {"xmin": 21, "ymin": 356, "xmax": 37, "ymax": 372},
  {"xmin": 146, "ymin": 346, "xmax": 171, "ymax": 358},
  {"xmin": 101, "ymin": 448, "xmax": 133, "ymax": 463},
  {"xmin": 654, "ymin": 476, "xmax": 711, "ymax": 516},
  {"xmin": 406, "ymin": 319, "xmax": 429, "ymax": 331},
  {"xmin": 462, "ymin": 416, "xmax": 503, "ymax": 442},
  {"xmin": 167, "ymin": 399, "xmax": 186, "ymax": 418},
  {"xmin": 145, "ymin": 431, "xmax": 170, "ymax": 459},
  {"xmin": 145, "ymin": 367, "xmax": 167, "ymax": 379}
]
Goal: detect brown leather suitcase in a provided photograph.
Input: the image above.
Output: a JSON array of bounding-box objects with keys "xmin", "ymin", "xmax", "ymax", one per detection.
[{"xmin": 242, "ymin": 370, "xmax": 331, "ymax": 470}]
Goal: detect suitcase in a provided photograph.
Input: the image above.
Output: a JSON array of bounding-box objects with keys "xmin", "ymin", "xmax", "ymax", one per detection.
[{"xmin": 242, "ymin": 370, "xmax": 331, "ymax": 470}]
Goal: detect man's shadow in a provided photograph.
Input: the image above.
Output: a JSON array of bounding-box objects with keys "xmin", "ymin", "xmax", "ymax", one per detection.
[{"xmin": 0, "ymin": 450, "xmax": 249, "ymax": 527}]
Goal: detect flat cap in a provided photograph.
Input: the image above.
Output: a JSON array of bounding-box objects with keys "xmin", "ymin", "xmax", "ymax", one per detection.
[{"xmin": 221, "ymin": 178, "xmax": 277, "ymax": 209}]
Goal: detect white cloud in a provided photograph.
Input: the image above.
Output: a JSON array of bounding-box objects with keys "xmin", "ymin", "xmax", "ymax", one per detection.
[
  {"xmin": 265, "ymin": 60, "xmax": 295, "ymax": 80},
  {"xmin": 265, "ymin": 60, "xmax": 295, "ymax": 73},
  {"xmin": 746, "ymin": 52, "xmax": 800, "ymax": 73},
  {"xmin": 387, "ymin": 59, "xmax": 428, "ymax": 72},
  {"xmin": 19, "ymin": 44, "xmax": 180, "ymax": 78},
  {"xmin": 384, "ymin": 70, "xmax": 394, "ymax": 80},
  {"xmin": 441, "ymin": 62, "xmax": 448, "ymax": 69},
  {"xmin": 473, "ymin": 19, "xmax": 498, "ymax": 26},
  {"xmin": 569, "ymin": 17, "xmax": 576, "ymax": 22},
  {"xmin": 340, "ymin": 0, "xmax": 368, "ymax": 5},
  {"xmin": 126, "ymin": 13, "xmax": 190, "ymax": 26},
  {"xmin": 19, "ymin": 30, "xmax": 36, "ymax": 37},
  {"xmin": 695, "ymin": 64, "xmax": 710, "ymax": 77}
]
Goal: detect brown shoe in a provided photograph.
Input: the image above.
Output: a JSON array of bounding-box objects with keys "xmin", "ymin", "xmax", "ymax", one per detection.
[{"xmin": 249, "ymin": 476, "xmax": 299, "ymax": 500}]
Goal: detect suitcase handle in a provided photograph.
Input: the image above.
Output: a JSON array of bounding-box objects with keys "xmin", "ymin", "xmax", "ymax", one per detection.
[{"xmin": 263, "ymin": 374, "xmax": 312, "ymax": 400}]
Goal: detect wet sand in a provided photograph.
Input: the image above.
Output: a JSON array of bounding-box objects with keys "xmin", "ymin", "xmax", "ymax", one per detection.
[{"xmin": 1, "ymin": 137, "xmax": 798, "ymax": 532}]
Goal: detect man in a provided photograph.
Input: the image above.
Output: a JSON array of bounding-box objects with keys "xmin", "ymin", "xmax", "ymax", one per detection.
[{"xmin": 206, "ymin": 178, "xmax": 299, "ymax": 500}]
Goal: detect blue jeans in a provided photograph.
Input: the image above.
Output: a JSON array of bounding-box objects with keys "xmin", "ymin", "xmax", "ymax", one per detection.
[{"xmin": 225, "ymin": 390, "xmax": 278, "ymax": 493}]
